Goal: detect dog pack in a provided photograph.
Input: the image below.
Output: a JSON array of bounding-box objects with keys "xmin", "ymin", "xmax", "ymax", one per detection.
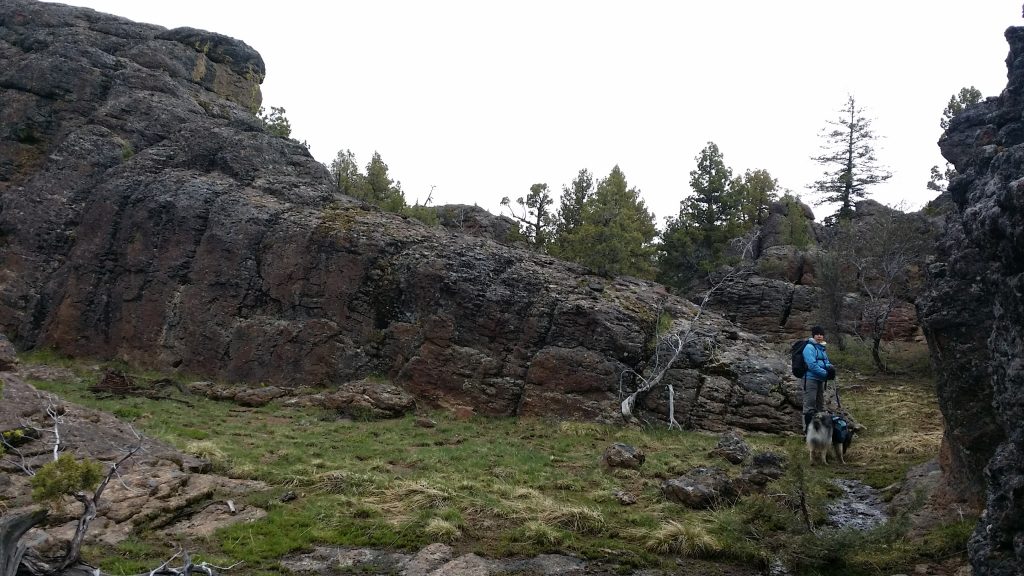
[{"xmin": 832, "ymin": 414, "xmax": 851, "ymax": 444}]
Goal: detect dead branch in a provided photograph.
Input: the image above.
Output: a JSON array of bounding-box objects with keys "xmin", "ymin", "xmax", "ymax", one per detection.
[
  {"xmin": 1, "ymin": 510, "xmax": 48, "ymax": 576},
  {"xmin": 619, "ymin": 235, "xmax": 756, "ymax": 427},
  {"xmin": 56, "ymin": 444, "xmax": 143, "ymax": 572}
]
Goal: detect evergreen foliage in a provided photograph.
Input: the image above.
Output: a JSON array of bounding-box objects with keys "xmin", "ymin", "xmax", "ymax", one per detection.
[
  {"xmin": 733, "ymin": 169, "xmax": 778, "ymax": 227},
  {"xmin": 555, "ymin": 166, "xmax": 656, "ymax": 278},
  {"xmin": 501, "ymin": 183, "xmax": 555, "ymax": 250},
  {"xmin": 779, "ymin": 194, "xmax": 811, "ymax": 248},
  {"xmin": 811, "ymin": 95, "xmax": 891, "ymax": 221},
  {"xmin": 365, "ymin": 152, "xmax": 407, "ymax": 213},
  {"xmin": 328, "ymin": 149, "xmax": 407, "ymax": 214},
  {"xmin": 658, "ymin": 143, "xmax": 776, "ymax": 292},
  {"xmin": 940, "ymin": 86, "xmax": 983, "ymax": 130},
  {"xmin": 549, "ymin": 169, "xmax": 594, "ymax": 259},
  {"xmin": 928, "ymin": 86, "xmax": 983, "ymax": 193},
  {"xmin": 30, "ymin": 453, "xmax": 104, "ymax": 502},
  {"xmin": 258, "ymin": 106, "xmax": 292, "ymax": 138}
]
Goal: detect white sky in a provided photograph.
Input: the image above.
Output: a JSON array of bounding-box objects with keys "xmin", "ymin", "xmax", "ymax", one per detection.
[{"xmin": 49, "ymin": 0, "xmax": 1021, "ymax": 224}]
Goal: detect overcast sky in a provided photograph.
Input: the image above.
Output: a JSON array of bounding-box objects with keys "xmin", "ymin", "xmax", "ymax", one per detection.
[{"xmin": 50, "ymin": 0, "xmax": 1021, "ymax": 224}]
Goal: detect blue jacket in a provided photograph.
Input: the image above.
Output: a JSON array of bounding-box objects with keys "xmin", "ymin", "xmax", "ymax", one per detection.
[{"xmin": 802, "ymin": 339, "xmax": 833, "ymax": 381}]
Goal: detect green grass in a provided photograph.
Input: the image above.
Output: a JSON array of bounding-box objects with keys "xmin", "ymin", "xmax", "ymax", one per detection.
[{"xmin": 15, "ymin": 347, "xmax": 965, "ymax": 575}]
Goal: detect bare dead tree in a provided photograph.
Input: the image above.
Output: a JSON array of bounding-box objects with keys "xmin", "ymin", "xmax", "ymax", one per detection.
[
  {"xmin": 834, "ymin": 205, "xmax": 932, "ymax": 372},
  {"xmin": 619, "ymin": 235, "xmax": 756, "ymax": 427}
]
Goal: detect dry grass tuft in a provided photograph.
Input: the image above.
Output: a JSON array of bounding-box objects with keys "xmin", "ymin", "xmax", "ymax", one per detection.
[
  {"xmin": 518, "ymin": 520, "xmax": 563, "ymax": 545},
  {"xmin": 636, "ymin": 520, "xmax": 721, "ymax": 557},
  {"xmin": 375, "ymin": 480, "xmax": 454, "ymax": 515},
  {"xmin": 304, "ymin": 470, "xmax": 377, "ymax": 494},
  {"xmin": 539, "ymin": 502, "xmax": 605, "ymax": 533},
  {"xmin": 424, "ymin": 517, "xmax": 461, "ymax": 542},
  {"xmin": 184, "ymin": 440, "xmax": 226, "ymax": 461}
]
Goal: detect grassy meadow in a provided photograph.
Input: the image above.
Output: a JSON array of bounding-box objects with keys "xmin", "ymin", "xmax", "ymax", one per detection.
[{"xmin": 13, "ymin": 340, "xmax": 972, "ymax": 576}]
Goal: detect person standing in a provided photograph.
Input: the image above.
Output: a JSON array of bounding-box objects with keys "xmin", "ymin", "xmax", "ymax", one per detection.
[{"xmin": 801, "ymin": 325, "xmax": 835, "ymax": 432}]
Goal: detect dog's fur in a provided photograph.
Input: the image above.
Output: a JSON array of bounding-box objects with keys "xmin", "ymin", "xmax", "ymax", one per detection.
[{"xmin": 805, "ymin": 412, "xmax": 833, "ymax": 465}]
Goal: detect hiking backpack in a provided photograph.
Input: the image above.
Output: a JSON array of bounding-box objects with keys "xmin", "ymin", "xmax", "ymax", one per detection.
[{"xmin": 790, "ymin": 340, "xmax": 810, "ymax": 378}]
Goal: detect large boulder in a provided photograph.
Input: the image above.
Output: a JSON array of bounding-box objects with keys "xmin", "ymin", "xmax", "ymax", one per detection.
[
  {"xmin": 0, "ymin": 331, "xmax": 17, "ymax": 371},
  {"xmin": 0, "ymin": 0, "xmax": 795, "ymax": 432},
  {"xmin": 917, "ymin": 26, "xmax": 1024, "ymax": 576}
]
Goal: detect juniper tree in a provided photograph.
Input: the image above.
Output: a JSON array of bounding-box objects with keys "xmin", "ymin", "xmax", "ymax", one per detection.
[
  {"xmin": 500, "ymin": 183, "xmax": 555, "ymax": 249},
  {"xmin": 548, "ymin": 169, "xmax": 594, "ymax": 259},
  {"xmin": 258, "ymin": 106, "xmax": 291, "ymax": 138},
  {"xmin": 557, "ymin": 166, "xmax": 656, "ymax": 278}
]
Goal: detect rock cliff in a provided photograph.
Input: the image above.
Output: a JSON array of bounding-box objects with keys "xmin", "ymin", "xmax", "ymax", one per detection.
[
  {"xmin": 0, "ymin": 0, "xmax": 796, "ymax": 431},
  {"xmin": 918, "ymin": 26, "xmax": 1024, "ymax": 576},
  {"xmin": 707, "ymin": 199, "xmax": 931, "ymax": 342}
]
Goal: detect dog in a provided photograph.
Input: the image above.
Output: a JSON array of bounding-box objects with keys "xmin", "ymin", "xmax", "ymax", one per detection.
[
  {"xmin": 830, "ymin": 412, "xmax": 865, "ymax": 464},
  {"xmin": 805, "ymin": 411, "xmax": 833, "ymax": 465}
]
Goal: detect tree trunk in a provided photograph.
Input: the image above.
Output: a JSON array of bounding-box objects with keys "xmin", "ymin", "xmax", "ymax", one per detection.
[
  {"xmin": 56, "ymin": 494, "xmax": 96, "ymax": 571},
  {"xmin": 0, "ymin": 509, "xmax": 47, "ymax": 576},
  {"xmin": 871, "ymin": 336, "xmax": 886, "ymax": 373}
]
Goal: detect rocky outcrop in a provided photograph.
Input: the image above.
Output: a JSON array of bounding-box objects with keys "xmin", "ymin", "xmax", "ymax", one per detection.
[
  {"xmin": 0, "ymin": 0, "xmax": 796, "ymax": 431},
  {"xmin": 708, "ymin": 200, "xmax": 932, "ymax": 341},
  {"xmin": 430, "ymin": 204, "xmax": 519, "ymax": 245},
  {"xmin": 0, "ymin": 372, "xmax": 264, "ymax": 556},
  {"xmin": 917, "ymin": 26, "xmax": 1024, "ymax": 576}
]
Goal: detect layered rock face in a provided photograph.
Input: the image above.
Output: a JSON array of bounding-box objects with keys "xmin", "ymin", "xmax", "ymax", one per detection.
[
  {"xmin": 707, "ymin": 199, "xmax": 930, "ymax": 342},
  {"xmin": 0, "ymin": 0, "xmax": 797, "ymax": 430},
  {"xmin": 918, "ymin": 27, "xmax": 1024, "ymax": 576}
]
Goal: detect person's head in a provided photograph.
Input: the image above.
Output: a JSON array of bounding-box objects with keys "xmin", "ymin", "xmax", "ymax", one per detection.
[{"xmin": 811, "ymin": 325, "xmax": 826, "ymax": 343}]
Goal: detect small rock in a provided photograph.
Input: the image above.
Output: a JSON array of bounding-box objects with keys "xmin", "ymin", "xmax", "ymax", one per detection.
[
  {"xmin": 452, "ymin": 405, "xmax": 474, "ymax": 420},
  {"xmin": 662, "ymin": 467, "xmax": 734, "ymax": 509},
  {"xmin": 415, "ymin": 416, "xmax": 437, "ymax": 428},
  {"xmin": 613, "ymin": 490, "xmax": 637, "ymax": 505},
  {"xmin": 602, "ymin": 443, "xmax": 645, "ymax": 469},
  {"xmin": 280, "ymin": 491, "xmax": 297, "ymax": 502},
  {"xmin": 709, "ymin": 430, "xmax": 750, "ymax": 464}
]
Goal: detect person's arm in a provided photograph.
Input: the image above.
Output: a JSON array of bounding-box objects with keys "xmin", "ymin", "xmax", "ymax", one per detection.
[{"xmin": 803, "ymin": 343, "xmax": 828, "ymax": 379}]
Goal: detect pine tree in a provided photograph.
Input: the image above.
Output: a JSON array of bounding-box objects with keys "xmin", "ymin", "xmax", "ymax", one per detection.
[
  {"xmin": 329, "ymin": 149, "xmax": 367, "ymax": 197},
  {"xmin": 658, "ymin": 142, "xmax": 744, "ymax": 292},
  {"xmin": 811, "ymin": 95, "xmax": 891, "ymax": 221}
]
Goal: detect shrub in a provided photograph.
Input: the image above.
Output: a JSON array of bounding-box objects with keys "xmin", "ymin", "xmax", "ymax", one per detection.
[{"xmin": 31, "ymin": 454, "xmax": 104, "ymax": 502}]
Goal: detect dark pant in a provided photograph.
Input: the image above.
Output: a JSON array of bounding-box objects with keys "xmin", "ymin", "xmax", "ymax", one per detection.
[{"xmin": 802, "ymin": 378, "xmax": 825, "ymax": 431}]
